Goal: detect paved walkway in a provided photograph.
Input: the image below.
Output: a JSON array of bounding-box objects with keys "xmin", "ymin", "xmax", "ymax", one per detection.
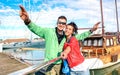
[{"xmin": 0, "ymin": 53, "xmax": 28, "ymax": 75}]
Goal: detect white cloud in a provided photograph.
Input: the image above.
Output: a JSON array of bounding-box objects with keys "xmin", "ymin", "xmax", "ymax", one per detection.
[{"xmin": 0, "ymin": 0, "xmax": 120, "ymax": 39}]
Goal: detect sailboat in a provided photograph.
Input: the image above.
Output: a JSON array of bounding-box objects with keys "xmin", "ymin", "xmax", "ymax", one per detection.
[{"xmin": 81, "ymin": 0, "xmax": 120, "ymax": 75}]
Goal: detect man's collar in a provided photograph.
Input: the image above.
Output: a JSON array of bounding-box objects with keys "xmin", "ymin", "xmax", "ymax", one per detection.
[{"xmin": 55, "ymin": 27, "xmax": 64, "ymax": 35}]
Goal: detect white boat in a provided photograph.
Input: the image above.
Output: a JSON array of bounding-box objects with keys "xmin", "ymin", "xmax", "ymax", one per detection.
[{"xmin": 1, "ymin": 38, "xmax": 45, "ymax": 49}]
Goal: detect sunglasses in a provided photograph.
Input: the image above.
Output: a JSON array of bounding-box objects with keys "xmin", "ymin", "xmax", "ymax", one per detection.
[{"xmin": 57, "ymin": 22, "xmax": 66, "ymax": 25}]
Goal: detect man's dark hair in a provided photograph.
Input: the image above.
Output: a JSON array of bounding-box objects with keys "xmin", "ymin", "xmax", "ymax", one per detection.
[
  {"xmin": 67, "ymin": 22, "xmax": 78, "ymax": 34},
  {"xmin": 57, "ymin": 16, "xmax": 67, "ymax": 22}
]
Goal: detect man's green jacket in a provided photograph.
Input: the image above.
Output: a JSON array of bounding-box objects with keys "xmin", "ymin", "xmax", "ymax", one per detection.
[{"xmin": 27, "ymin": 22, "xmax": 92, "ymax": 64}]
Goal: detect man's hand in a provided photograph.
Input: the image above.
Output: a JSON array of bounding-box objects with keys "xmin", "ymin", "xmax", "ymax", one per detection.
[
  {"xmin": 19, "ymin": 5, "xmax": 29, "ymax": 21},
  {"xmin": 91, "ymin": 22, "xmax": 101, "ymax": 32}
]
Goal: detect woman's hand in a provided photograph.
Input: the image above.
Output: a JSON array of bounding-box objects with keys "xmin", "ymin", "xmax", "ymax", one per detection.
[
  {"xmin": 90, "ymin": 22, "xmax": 101, "ymax": 32},
  {"xmin": 60, "ymin": 52, "xmax": 68, "ymax": 59}
]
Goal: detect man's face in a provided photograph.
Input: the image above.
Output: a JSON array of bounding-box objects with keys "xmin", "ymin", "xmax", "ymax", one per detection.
[{"xmin": 57, "ymin": 19, "xmax": 66, "ymax": 31}]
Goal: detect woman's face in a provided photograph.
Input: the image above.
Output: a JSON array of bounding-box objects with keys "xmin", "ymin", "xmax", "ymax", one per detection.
[{"xmin": 65, "ymin": 25, "xmax": 74, "ymax": 36}]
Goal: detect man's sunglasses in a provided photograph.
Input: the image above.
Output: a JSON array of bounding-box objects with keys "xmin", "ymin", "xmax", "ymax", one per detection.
[{"xmin": 57, "ymin": 22, "xmax": 66, "ymax": 25}]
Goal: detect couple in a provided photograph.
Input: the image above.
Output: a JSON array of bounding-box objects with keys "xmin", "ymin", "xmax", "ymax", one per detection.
[{"xmin": 19, "ymin": 5, "xmax": 100, "ymax": 75}]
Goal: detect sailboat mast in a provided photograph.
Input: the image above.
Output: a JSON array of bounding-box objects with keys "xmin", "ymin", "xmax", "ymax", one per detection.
[
  {"xmin": 115, "ymin": 0, "xmax": 119, "ymax": 33},
  {"xmin": 100, "ymin": 0, "xmax": 105, "ymax": 35},
  {"xmin": 29, "ymin": 0, "xmax": 32, "ymax": 40}
]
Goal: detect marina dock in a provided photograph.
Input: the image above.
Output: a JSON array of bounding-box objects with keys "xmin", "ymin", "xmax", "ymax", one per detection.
[{"xmin": 0, "ymin": 53, "xmax": 29, "ymax": 75}]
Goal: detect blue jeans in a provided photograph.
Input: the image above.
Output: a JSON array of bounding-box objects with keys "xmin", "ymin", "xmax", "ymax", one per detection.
[{"xmin": 70, "ymin": 69, "xmax": 90, "ymax": 75}]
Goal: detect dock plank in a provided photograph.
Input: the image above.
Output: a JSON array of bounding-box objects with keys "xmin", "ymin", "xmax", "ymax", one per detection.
[{"xmin": 0, "ymin": 53, "xmax": 28, "ymax": 75}]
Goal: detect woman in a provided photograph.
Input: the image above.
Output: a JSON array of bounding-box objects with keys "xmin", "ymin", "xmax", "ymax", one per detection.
[{"xmin": 61, "ymin": 22, "xmax": 90, "ymax": 75}]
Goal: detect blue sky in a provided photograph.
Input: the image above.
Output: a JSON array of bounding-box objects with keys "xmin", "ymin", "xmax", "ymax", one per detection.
[{"xmin": 0, "ymin": 0, "xmax": 120, "ymax": 39}]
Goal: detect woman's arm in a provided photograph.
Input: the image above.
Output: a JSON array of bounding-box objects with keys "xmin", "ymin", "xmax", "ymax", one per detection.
[{"xmin": 61, "ymin": 46, "xmax": 71, "ymax": 59}]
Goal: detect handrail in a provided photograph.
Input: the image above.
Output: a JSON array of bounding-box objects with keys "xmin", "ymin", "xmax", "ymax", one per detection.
[{"xmin": 8, "ymin": 57, "xmax": 61, "ymax": 75}]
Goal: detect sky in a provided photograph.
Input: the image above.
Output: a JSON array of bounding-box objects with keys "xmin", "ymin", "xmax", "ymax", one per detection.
[{"xmin": 0, "ymin": 0, "xmax": 120, "ymax": 40}]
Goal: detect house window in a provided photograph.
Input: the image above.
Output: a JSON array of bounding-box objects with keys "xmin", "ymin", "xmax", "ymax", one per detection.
[
  {"xmin": 98, "ymin": 39, "xmax": 102, "ymax": 46},
  {"xmin": 110, "ymin": 39, "xmax": 113, "ymax": 45},
  {"xmin": 88, "ymin": 40, "xmax": 92, "ymax": 46},
  {"xmin": 83, "ymin": 40, "xmax": 87, "ymax": 46},
  {"xmin": 93, "ymin": 39, "xmax": 97, "ymax": 46},
  {"xmin": 106, "ymin": 39, "xmax": 110, "ymax": 46}
]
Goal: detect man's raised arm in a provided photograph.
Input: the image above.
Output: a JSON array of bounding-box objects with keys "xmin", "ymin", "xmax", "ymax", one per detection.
[{"xmin": 19, "ymin": 5, "xmax": 31, "ymax": 25}]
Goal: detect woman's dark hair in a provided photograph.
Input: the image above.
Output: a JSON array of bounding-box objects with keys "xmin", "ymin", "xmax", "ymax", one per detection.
[{"xmin": 67, "ymin": 22, "xmax": 78, "ymax": 35}]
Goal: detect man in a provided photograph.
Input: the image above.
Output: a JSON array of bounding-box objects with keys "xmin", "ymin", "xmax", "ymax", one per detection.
[{"xmin": 19, "ymin": 5, "xmax": 100, "ymax": 75}]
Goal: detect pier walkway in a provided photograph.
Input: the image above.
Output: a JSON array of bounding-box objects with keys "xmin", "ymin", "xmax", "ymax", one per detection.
[{"xmin": 0, "ymin": 53, "xmax": 28, "ymax": 75}]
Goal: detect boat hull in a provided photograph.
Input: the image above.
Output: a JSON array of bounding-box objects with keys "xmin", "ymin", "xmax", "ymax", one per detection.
[{"xmin": 90, "ymin": 61, "xmax": 120, "ymax": 75}]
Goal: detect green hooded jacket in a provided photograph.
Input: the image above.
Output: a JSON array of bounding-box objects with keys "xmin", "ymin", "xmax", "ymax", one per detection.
[{"xmin": 27, "ymin": 22, "xmax": 92, "ymax": 64}]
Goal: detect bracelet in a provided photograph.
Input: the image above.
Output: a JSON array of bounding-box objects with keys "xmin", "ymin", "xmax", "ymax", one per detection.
[
  {"xmin": 24, "ymin": 18, "xmax": 31, "ymax": 25},
  {"xmin": 89, "ymin": 29, "xmax": 93, "ymax": 33}
]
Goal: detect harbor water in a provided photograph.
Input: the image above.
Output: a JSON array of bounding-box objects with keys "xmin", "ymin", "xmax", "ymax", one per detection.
[{"xmin": 3, "ymin": 48, "xmax": 45, "ymax": 65}]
